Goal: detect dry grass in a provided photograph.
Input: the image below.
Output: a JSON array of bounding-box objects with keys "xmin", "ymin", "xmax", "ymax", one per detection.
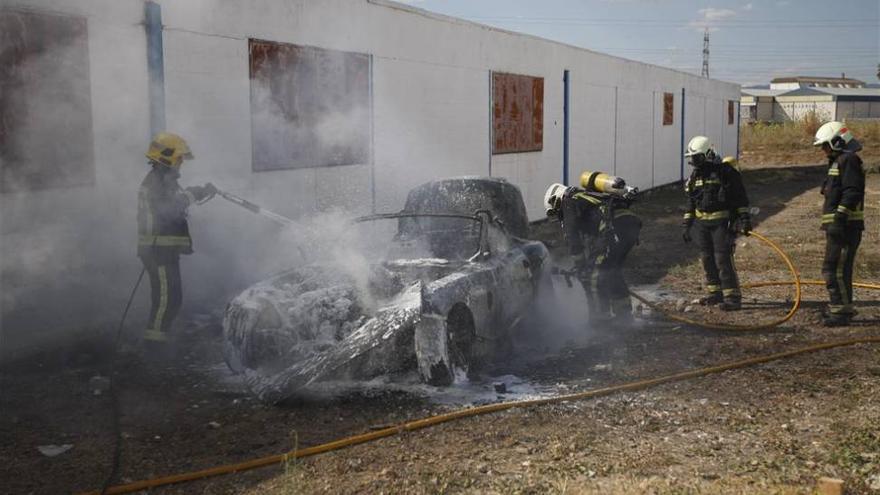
[{"xmin": 740, "ymin": 117, "xmax": 880, "ymax": 169}]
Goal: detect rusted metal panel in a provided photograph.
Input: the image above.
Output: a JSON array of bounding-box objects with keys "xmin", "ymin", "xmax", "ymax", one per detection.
[
  {"xmin": 663, "ymin": 92, "xmax": 674, "ymax": 126},
  {"xmin": 492, "ymin": 72, "xmax": 543, "ymax": 154},
  {"xmin": 249, "ymin": 39, "xmax": 370, "ymax": 171},
  {"xmin": 0, "ymin": 10, "xmax": 94, "ymax": 192}
]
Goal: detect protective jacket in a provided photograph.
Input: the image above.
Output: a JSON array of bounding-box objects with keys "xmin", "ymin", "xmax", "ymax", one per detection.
[
  {"xmin": 682, "ymin": 158, "xmax": 749, "ymax": 226},
  {"xmin": 821, "ymin": 141, "xmax": 865, "ymax": 231},
  {"xmin": 137, "ymin": 165, "xmax": 200, "ymax": 258},
  {"xmin": 561, "ymin": 190, "xmax": 640, "ymax": 257}
]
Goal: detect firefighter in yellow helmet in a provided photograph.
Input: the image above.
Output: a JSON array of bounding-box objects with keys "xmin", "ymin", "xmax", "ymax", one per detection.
[
  {"xmin": 138, "ymin": 132, "xmax": 217, "ymax": 346},
  {"xmin": 545, "ymin": 172, "xmax": 642, "ymax": 326},
  {"xmin": 681, "ymin": 136, "xmax": 751, "ymax": 311},
  {"xmin": 813, "ymin": 121, "xmax": 865, "ymax": 326}
]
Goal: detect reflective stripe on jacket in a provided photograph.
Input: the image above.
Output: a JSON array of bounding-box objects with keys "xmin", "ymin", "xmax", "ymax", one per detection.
[
  {"xmin": 682, "ymin": 159, "xmax": 749, "ymax": 226},
  {"xmin": 821, "ymin": 152, "xmax": 865, "ymax": 231},
  {"xmin": 137, "ymin": 165, "xmax": 194, "ymax": 256}
]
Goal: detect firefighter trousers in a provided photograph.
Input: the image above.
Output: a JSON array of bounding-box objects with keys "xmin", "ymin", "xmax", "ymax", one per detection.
[
  {"xmin": 579, "ymin": 239, "xmax": 636, "ymax": 322},
  {"xmin": 821, "ymin": 229, "xmax": 862, "ymax": 315},
  {"xmin": 695, "ymin": 221, "xmax": 740, "ymax": 300},
  {"xmin": 140, "ymin": 253, "xmax": 183, "ymax": 339}
]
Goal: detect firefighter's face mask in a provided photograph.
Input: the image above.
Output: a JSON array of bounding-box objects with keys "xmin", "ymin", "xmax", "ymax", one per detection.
[
  {"xmin": 690, "ymin": 153, "xmax": 706, "ymax": 168},
  {"xmin": 546, "ymin": 198, "xmax": 561, "ymax": 220},
  {"xmin": 821, "ymin": 142, "xmax": 835, "ymax": 159}
]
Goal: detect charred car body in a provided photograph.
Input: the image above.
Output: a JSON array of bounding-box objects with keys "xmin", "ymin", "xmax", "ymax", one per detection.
[{"xmin": 223, "ymin": 177, "xmax": 549, "ymax": 403}]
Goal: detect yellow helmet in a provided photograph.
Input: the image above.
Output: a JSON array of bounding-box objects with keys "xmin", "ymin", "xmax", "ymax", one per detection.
[{"xmin": 146, "ymin": 132, "xmax": 193, "ymax": 168}]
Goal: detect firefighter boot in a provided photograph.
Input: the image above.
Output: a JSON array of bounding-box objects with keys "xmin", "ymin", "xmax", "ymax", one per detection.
[
  {"xmin": 141, "ymin": 329, "xmax": 175, "ymax": 361},
  {"xmin": 699, "ymin": 292, "xmax": 723, "ymax": 306},
  {"xmin": 719, "ymin": 295, "xmax": 742, "ymax": 311},
  {"xmin": 822, "ymin": 310, "xmax": 853, "ymax": 327},
  {"xmin": 610, "ymin": 296, "xmax": 635, "ymax": 326}
]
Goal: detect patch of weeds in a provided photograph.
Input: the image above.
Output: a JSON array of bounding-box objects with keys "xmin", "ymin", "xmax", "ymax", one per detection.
[
  {"xmin": 282, "ymin": 429, "xmax": 300, "ymax": 494},
  {"xmin": 829, "ymin": 425, "xmax": 880, "ymax": 474}
]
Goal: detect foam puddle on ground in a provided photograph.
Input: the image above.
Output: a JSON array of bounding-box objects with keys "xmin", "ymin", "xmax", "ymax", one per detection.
[{"xmin": 202, "ymin": 362, "xmax": 554, "ymax": 407}]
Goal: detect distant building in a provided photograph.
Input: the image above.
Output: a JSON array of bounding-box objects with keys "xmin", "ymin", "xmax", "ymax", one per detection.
[
  {"xmin": 770, "ymin": 76, "xmax": 866, "ymax": 90},
  {"xmin": 741, "ymin": 76, "xmax": 880, "ymax": 122}
]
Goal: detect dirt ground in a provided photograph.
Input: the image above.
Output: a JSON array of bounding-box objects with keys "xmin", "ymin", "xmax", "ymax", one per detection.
[{"xmin": 1, "ymin": 158, "xmax": 879, "ymax": 494}]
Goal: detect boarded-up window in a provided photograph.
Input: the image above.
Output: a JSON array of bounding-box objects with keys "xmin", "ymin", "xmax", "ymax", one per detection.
[
  {"xmin": 492, "ymin": 72, "xmax": 543, "ymax": 154},
  {"xmin": 663, "ymin": 92, "xmax": 674, "ymax": 126},
  {"xmin": 728, "ymin": 100, "xmax": 735, "ymax": 125},
  {"xmin": 249, "ymin": 39, "xmax": 370, "ymax": 171},
  {"xmin": 0, "ymin": 10, "xmax": 94, "ymax": 192}
]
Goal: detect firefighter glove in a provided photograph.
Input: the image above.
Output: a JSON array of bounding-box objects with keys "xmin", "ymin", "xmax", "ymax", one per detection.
[
  {"xmin": 738, "ymin": 215, "xmax": 752, "ymax": 236},
  {"xmin": 826, "ymin": 213, "xmax": 847, "ymax": 239},
  {"xmin": 187, "ymin": 183, "xmax": 217, "ymax": 202},
  {"xmin": 681, "ymin": 224, "xmax": 693, "ymax": 243}
]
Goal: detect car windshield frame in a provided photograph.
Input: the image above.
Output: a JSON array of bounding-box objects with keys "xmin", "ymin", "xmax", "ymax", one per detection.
[{"xmin": 352, "ymin": 212, "xmax": 486, "ymax": 262}]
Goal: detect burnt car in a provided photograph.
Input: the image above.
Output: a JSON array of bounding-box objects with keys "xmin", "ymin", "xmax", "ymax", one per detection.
[{"xmin": 222, "ymin": 177, "xmax": 550, "ymax": 403}]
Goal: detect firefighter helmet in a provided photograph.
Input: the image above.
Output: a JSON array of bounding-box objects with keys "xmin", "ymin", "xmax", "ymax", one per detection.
[
  {"xmin": 813, "ymin": 121, "xmax": 853, "ymax": 151},
  {"xmin": 146, "ymin": 132, "xmax": 194, "ymax": 168},
  {"xmin": 544, "ymin": 183, "xmax": 568, "ymax": 217},
  {"xmin": 684, "ymin": 135, "xmax": 714, "ymax": 157}
]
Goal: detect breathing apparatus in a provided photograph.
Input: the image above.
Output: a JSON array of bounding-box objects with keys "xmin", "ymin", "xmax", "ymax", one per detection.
[{"xmin": 579, "ymin": 171, "xmax": 639, "ymax": 200}]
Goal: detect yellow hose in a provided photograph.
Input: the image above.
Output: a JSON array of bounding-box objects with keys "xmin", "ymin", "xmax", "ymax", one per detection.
[
  {"xmin": 630, "ymin": 231, "xmax": 802, "ymax": 331},
  {"xmin": 82, "ymin": 335, "xmax": 880, "ymax": 495},
  {"xmin": 744, "ymin": 280, "xmax": 880, "ymax": 291}
]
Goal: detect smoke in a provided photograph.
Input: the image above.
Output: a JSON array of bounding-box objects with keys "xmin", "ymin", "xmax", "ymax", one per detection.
[
  {"xmin": 0, "ymin": 10, "xmax": 140, "ymax": 358},
  {"xmin": 0, "ymin": 2, "xmax": 481, "ymax": 368}
]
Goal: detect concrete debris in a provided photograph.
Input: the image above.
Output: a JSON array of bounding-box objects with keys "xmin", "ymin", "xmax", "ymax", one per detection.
[{"xmin": 37, "ymin": 444, "xmax": 74, "ymax": 457}]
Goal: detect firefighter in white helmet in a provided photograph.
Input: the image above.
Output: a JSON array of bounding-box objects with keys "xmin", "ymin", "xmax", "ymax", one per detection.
[
  {"xmin": 138, "ymin": 132, "xmax": 217, "ymax": 348},
  {"xmin": 813, "ymin": 121, "xmax": 865, "ymax": 326},
  {"xmin": 681, "ymin": 136, "xmax": 751, "ymax": 311},
  {"xmin": 545, "ymin": 173, "xmax": 641, "ymax": 326}
]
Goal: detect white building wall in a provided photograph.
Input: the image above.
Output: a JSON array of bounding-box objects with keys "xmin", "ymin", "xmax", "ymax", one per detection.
[
  {"xmin": 653, "ymin": 90, "xmax": 683, "ymax": 185},
  {"xmin": 0, "ymin": 0, "xmax": 150, "ymax": 355},
  {"xmin": 0, "ymin": 0, "xmax": 740, "ymax": 354},
  {"xmin": 569, "ymin": 83, "xmax": 616, "ymax": 186}
]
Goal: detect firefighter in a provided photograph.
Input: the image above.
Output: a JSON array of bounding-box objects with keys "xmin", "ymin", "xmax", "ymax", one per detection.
[
  {"xmin": 544, "ymin": 173, "xmax": 642, "ymax": 325},
  {"xmin": 681, "ymin": 136, "xmax": 751, "ymax": 311},
  {"xmin": 813, "ymin": 121, "xmax": 865, "ymax": 327},
  {"xmin": 138, "ymin": 132, "xmax": 217, "ymax": 346}
]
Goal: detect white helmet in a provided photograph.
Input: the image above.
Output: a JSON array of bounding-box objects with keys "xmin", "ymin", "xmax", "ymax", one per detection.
[
  {"xmin": 684, "ymin": 135, "xmax": 714, "ymax": 157},
  {"xmin": 544, "ymin": 183, "xmax": 567, "ymax": 216},
  {"xmin": 813, "ymin": 121, "xmax": 853, "ymax": 151}
]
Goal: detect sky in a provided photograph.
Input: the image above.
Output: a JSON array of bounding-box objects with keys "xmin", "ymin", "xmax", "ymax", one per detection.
[{"xmin": 395, "ymin": 0, "xmax": 879, "ymax": 87}]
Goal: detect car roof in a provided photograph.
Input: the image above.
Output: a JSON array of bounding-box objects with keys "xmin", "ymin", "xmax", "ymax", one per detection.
[{"xmin": 403, "ymin": 177, "xmax": 529, "ymax": 238}]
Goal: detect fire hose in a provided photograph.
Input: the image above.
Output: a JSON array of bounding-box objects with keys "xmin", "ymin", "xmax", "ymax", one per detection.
[
  {"xmin": 82, "ymin": 230, "xmax": 880, "ymax": 494},
  {"xmin": 214, "ymin": 189, "xmax": 308, "ymax": 260}
]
